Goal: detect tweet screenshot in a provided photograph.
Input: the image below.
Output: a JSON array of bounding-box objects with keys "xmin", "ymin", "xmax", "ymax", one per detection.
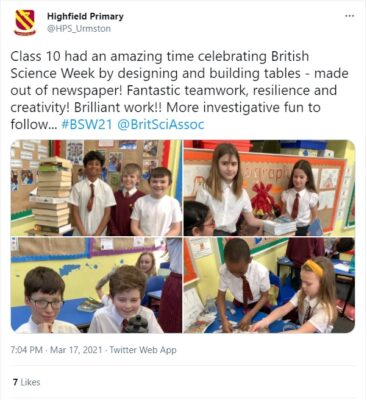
[{"xmin": 1, "ymin": 0, "xmax": 365, "ymax": 399}]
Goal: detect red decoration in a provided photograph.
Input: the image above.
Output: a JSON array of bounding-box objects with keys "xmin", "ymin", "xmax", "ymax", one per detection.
[{"xmin": 251, "ymin": 182, "xmax": 280, "ymax": 218}]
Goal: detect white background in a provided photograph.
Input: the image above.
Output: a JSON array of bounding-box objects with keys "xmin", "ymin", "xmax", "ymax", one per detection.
[{"xmin": 1, "ymin": 1, "xmax": 365, "ymax": 399}]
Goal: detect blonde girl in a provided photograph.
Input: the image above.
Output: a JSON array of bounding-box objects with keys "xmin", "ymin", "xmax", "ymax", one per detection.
[
  {"xmin": 281, "ymin": 159, "xmax": 318, "ymax": 236},
  {"xmin": 249, "ymin": 256, "xmax": 337, "ymax": 333},
  {"xmin": 136, "ymin": 252, "xmax": 156, "ymax": 277},
  {"xmin": 195, "ymin": 143, "xmax": 263, "ymax": 236}
]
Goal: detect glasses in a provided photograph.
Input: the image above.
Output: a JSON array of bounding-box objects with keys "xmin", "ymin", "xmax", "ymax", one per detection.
[
  {"xmin": 30, "ymin": 298, "xmax": 64, "ymax": 310},
  {"xmin": 203, "ymin": 220, "xmax": 215, "ymax": 228}
]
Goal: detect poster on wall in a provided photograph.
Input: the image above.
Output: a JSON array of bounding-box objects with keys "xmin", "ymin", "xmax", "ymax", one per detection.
[
  {"xmin": 20, "ymin": 170, "xmax": 34, "ymax": 185},
  {"xmin": 184, "ymin": 240, "xmax": 198, "ymax": 285},
  {"xmin": 143, "ymin": 140, "xmax": 159, "ymax": 157},
  {"xmin": 66, "ymin": 141, "xmax": 84, "ymax": 165},
  {"xmin": 320, "ymin": 169, "xmax": 339, "ymax": 190},
  {"xmin": 190, "ymin": 238, "xmax": 212, "ymax": 259},
  {"xmin": 142, "ymin": 159, "xmax": 159, "ymax": 179},
  {"xmin": 108, "ymin": 152, "xmax": 122, "ymax": 172},
  {"xmin": 118, "ymin": 140, "xmax": 137, "ymax": 150},
  {"xmin": 345, "ymin": 186, "xmax": 355, "ymax": 227},
  {"xmin": 11, "ymin": 170, "xmax": 19, "ymax": 191}
]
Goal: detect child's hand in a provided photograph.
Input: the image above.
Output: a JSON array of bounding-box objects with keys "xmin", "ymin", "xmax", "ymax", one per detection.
[
  {"xmin": 37, "ymin": 322, "xmax": 53, "ymax": 333},
  {"xmin": 222, "ymin": 320, "xmax": 233, "ymax": 333},
  {"xmin": 248, "ymin": 319, "xmax": 267, "ymax": 333},
  {"xmin": 238, "ymin": 315, "xmax": 252, "ymax": 331}
]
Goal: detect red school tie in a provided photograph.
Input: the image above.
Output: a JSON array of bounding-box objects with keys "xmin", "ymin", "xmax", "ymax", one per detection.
[
  {"xmin": 242, "ymin": 276, "xmax": 253, "ymax": 308},
  {"xmin": 87, "ymin": 183, "xmax": 95, "ymax": 212},
  {"xmin": 291, "ymin": 193, "xmax": 300, "ymax": 219},
  {"xmin": 125, "ymin": 191, "xmax": 130, "ymax": 199}
]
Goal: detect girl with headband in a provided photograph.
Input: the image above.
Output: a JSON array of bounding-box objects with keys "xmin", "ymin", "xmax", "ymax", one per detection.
[{"xmin": 249, "ymin": 256, "xmax": 337, "ymax": 333}]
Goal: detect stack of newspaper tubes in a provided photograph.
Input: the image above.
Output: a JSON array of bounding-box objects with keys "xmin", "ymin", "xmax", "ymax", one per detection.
[{"xmin": 28, "ymin": 156, "xmax": 73, "ymax": 236}]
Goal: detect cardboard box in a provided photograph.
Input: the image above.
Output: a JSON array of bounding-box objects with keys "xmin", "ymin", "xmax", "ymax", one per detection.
[
  {"xmin": 280, "ymin": 148, "xmax": 319, "ymax": 157},
  {"xmin": 318, "ymin": 149, "xmax": 335, "ymax": 158}
]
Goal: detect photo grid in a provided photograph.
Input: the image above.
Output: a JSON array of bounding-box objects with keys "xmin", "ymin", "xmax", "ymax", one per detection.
[{"xmin": 10, "ymin": 140, "xmax": 355, "ymax": 333}]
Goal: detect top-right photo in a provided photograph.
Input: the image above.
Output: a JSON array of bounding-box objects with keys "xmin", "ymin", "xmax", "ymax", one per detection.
[{"xmin": 183, "ymin": 140, "xmax": 355, "ymax": 237}]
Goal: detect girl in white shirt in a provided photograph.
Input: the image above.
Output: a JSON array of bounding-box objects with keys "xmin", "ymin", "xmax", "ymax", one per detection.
[
  {"xmin": 195, "ymin": 143, "xmax": 263, "ymax": 236},
  {"xmin": 281, "ymin": 159, "xmax": 318, "ymax": 236},
  {"xmin": 250, "ymin": 256, "xmax": 337, "ymax": 333}
]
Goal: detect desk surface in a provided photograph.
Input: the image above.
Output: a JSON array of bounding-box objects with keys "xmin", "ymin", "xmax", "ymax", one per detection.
[
  {"xmin": 11, "ymin": 298, "xmax": 94, "ymax": 331},
  {"xmin": 205, "ymin": 302, "xmax": 297, "ymax": 333}
]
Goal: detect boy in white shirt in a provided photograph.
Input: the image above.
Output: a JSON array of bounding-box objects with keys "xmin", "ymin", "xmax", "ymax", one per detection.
[
  {"xmin": 16, "ymin": 267, "xmax": 79, "ymax": 334},
  {"xmin": 131, "ymin": 167, "xmax": 182, "ymax": 236},
  {"xmin": 69, "ymin": 151, "xmax": 116, "ymax": 236},
  {"xmin": 88, "ymin": 266, "xmax": 163, "ymax": 333},
  {"xmin": 217, "ymin": 238, "xmax": 270, "ymax": 333}
]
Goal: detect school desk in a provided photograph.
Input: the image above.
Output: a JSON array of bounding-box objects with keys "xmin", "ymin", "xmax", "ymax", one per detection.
[
  {"xmin": 277, "ymin": 257, "xmax": 355, "ymax": 316},
  {"xmin": 11, "ymin": 298, "xmax": 93, "ymax": 332},
  {"xmin": 204, "ymin": 302, "xmax": 298, "ymax": 333}
]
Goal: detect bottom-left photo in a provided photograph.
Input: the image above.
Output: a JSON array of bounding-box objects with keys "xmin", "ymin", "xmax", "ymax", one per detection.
[{"xmin": 11, "ymin": 237, "xmax": 182, "ymax": 333}]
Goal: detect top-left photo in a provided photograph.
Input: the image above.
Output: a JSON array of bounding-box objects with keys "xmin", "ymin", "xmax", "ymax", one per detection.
[{"xmin": 11, "ymin": 140, "xmax": 183, "ymax": 237}]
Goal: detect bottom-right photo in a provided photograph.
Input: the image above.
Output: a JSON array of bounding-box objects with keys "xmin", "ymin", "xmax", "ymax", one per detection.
[{"xmin": 184, "ymin": 236, "xmax": 355, "ymax": 334}]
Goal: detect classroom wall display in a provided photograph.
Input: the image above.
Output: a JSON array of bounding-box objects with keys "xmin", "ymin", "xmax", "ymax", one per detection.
[
  {"xmin": 189, "ymin": 237, "xmax": 212, "ymax": 259},
  {"xmin": 91, "ymin": 237, "xmax": 165, "ymax": 256},
  {"xmin": 11, "ymin": 237, "xmax": 166, "ymax": 262},
  {"xmin": 61, "ymin": 140, "xmax": 168, "ymax": 194},
  {"xmin": 345, "ymin": 185, "xmax": 355, "ymax": 228},
  {"xmin": 11, "ymin": 237, "xmax": 88, "ymax": 261},
  {"xmin": 184, "ymin": 239, "xmax": 199, "ymax": 285},
  {"xmin": 66, "ymin": 140, "xmax": 84, "ymax": 165},
  {"xmin": 184, "ymin": 149, "xmax": 347, "ymax": 233},
  {"xmin": 11, "ymin": 140, "xmax": 49, "ymax": 219}
]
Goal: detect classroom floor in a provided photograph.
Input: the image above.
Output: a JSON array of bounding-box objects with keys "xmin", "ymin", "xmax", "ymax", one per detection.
[
  {"xmin": 333, "ymin": 315, "xmax": 354, "ymax": 333},
  {"xmin": 334, "ymin": 282, "xmax": 355, "ymax": 332}
]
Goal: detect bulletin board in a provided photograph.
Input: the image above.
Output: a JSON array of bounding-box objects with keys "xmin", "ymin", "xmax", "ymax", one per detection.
[
  {"xmin": 11, "ymin": 140, "xmax": 49, "ymax": 219},
  {"xmin": 345, "ymin": 185, "xmax": 355, "ymax": 228},
  {"xmin": 11, "ymin": 237, "xmax": 88, "ymax": 262},
  {"xmin": 184, "ymin": 149, "xmax": 347, "ymax": 233},
  {"xmin": 60, "ymin": 140, "xmax": 168, "ymax": 194},
  {"xmin": 11, "ymin": 237, "xmax": 166, "ymax": 262},
  {"xmin": 90, "ymin": 237, "xmax": 165, "ymax": 257},
  {"xmin": 184, "ymin": 239, "xmax": 199, "ymax": 284}
]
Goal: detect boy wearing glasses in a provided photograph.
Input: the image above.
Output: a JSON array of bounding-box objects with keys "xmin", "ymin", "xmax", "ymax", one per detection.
[{"xmin": 16, "ymin": 266, "xmax": 80, "ymax": 333}]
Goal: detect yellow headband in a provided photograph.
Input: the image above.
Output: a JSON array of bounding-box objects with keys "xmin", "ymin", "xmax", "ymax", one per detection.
[{"xmin": 304, "ymin": 259, "xmax": 324, "ymax": 278}]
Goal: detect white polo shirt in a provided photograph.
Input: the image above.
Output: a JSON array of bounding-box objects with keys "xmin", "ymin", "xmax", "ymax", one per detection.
[
  {"xmin": 88, "ymin": 304, "xmax": 163, "ymax": 333},
  {"xmin": 219, "ymin": 260, "xmax": 270, "ymax": 304},
  {"xmin": 167, "ymin": 239, "xmax": 182, "ymax": 274},
  {"xmin": 290, "ymin": 290, "xmax": 334, "ymax": 333},
  {"xmin": 196, "ymin": 183, "xmax": 252, "ymax": 233},
  {"xmin": 69, "ymin": 178, "xmax": 116, "ymax": 235},
  {"xmin": 16, "ymin": 317, "xmax": 80, "ymax": 333},
  {"xmin": 281, "ymin": 188, "xmax": 318, "ymax": 227},
  {"xmin": 131, "ymin": 194, "xmax": 182, "ymax": 236}
]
